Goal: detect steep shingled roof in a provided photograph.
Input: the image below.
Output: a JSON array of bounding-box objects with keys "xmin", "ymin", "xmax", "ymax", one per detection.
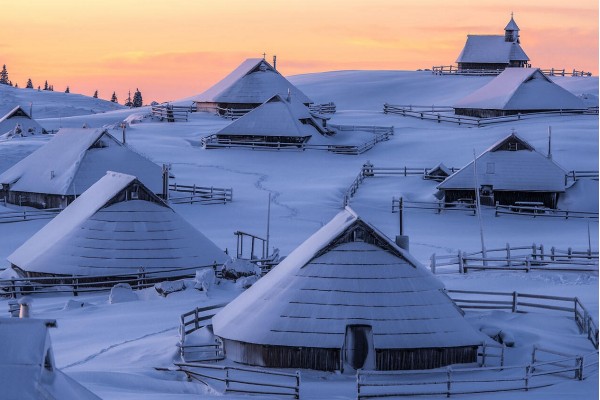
[
  {"xmin": 213, "ymin": 208, "xmax": 483, "ymax": 350},
  {"xmin": 456, "ymin": 35, "xmax": 529, "ymax": 64}
]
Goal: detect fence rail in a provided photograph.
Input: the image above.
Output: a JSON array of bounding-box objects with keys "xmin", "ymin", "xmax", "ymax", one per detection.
[
  {"xmin": 430, "ymin": 243, "xmax": 598, "ymax": 275},
  {"xmin": 495, "ymin": 204, "xmax": 598, "ymax": 220},
  {"xmin": 308, "ymin": 102, "xmax": 336, "ymax": 114},
  {"xmin": 151, "ymin": 104, "xmax": 191, "ymax": 122},
  {"xmin": 357, "ymin": 349, "xmax": 597, "ymax": 399},
  {"xmin": 201, "ymin": 125, "xmax": 393, "ymax": 155},
  {"xmin": 383, "ymin": 103, "xmax": 596, "ymax": 127},
  {"xmin": 169, "ymin": 183, "xmax": 233, "ymax": 204},
  {"xmin": 431, "ymin": 65, "xmax": 592, "ymax": 77},
  {"xmin": 175, "ymin": 362, "xmax": 300, "ymax": 398},
  {"xmin": 0, "ymin": 208, "xmax": 61, "ymax": 224},
  {"xmin": 445, "ymin": 289, "xmax": 598, "ymax": 349},
  {"xmin": 0, "ymin": 263, "xmax": 221, "ymax": 299}
]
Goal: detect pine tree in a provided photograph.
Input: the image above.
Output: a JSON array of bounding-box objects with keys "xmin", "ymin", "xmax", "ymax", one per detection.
[
  {"xmin": 14, "ymin": 83, "xmax": 18, "ymax": 88},
  {"xmin": 49, "ymin": 85, "xmax": 54, "ymax": 91},
  {"xmin": 0, "ymin": 65, "xmax": 9, "ymax": 85},
  {"xmin": 110, "ymin": 91, "xmax": 118, "ymax": 103},
  {"xmin": 132, "ymin": 88, "xmax": 143, "ymax": 107},
  {"xmin": 44, "ymin": 80, "xmax": 48, "ymax": 90},
  {"xmin": 124, "ymin": 90, "xmax": 133, "ymax": 107},
  {"xmin": 93, "ymin": 90, "xmax": 98, "ymax": 98},
  {"xmin": 65, "ymin": 86, "xmax": 70, "ymax": 93},
  {"xmin": 26, "ymin": 78, "xmax": 33, "ymax": 89}
]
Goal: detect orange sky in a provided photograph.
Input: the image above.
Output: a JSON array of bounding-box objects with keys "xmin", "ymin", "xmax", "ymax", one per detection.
[{"xmin": 1, "ymin": 0, "xmax": 597, "ymax": 103}]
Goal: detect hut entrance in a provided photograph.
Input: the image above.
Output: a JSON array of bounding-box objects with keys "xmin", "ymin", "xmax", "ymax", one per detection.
[{"xmin": 344, "ymin": 325, "xmax": 375, "ymax": 370}]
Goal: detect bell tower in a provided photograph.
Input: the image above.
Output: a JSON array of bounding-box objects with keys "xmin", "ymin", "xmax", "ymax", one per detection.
[{"xmin": 504, "ymin": 12, "xmax": 520, "ymax": 43}]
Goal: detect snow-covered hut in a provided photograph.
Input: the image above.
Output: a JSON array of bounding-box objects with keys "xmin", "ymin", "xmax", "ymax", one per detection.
[
  {"xmin": 453, "ymin": 68, "xmax": 586, "ymax": 117},
  {"xmin": 0, "ymin": 318, "xmax": 101, "ymax": 400},
  {"xmin": 213, "ymin": 208, "xmax": 484, "ymax": 371},
  {"xmin": 437, "ymin": 132, "xmax": 566, "ymax": 208},
  {"xmin": 424, "ymin": 163, "xmax": 453, "ymax": 182},
  {"xmin": 8, "ymin": 171, "xmax": 228, "ymax": 278},
  {"xmin": 456, "ymin": 15, "xmax": 529, "ymax": 71},
  {"xmin": 204, "ymin": 94, "xmax": 330, "ymax": 148},
  {"xmin": 0, "ymin": 105, "xmax": 47, "ymax": 138},
  {"xmin": 193, "ymin": 58, "xmax": 312, "ymax": 116},
  {"xmin": 0, "ymin": 127, "xmax": 162, "ymax": 209}
]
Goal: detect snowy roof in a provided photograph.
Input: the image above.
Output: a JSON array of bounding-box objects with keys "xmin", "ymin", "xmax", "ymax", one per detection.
[
  {"xmin": 0, "ymin": 105, "xmax": 47, "ymax": 137},
  {"xmin": 437, "ymin": 133, "xmax": 567, "ymax": 192},
  {"xmin": 0, "ymin": 127, "xmax": 162, "ymax": 195},
  {"xmin": 0, "ymin": 318, "xmax": 101, "ymax": 400},
  {"xmin": 453, "ymin": 68, "xmax": 586, "ymax": 111},
  {"xmin": 194, "ymin": 58, "xmax": 312, "ymax": 105},
  {"xmin": 456, "ymin": 35, "xmax": 529, "ymax": 64},
  {"xmin": 426, "ymin": 162, "xmax": 452, "ymax": 177},
  {"xmin": 213, "ymin": 208, "xmax": 484, "ymax": 350},
  {"xmin": 215, "ymin": 94, "xmax": 327, "ymax": 137},
  {"xmin": 8, "ymin": 172, "xmax": 228, "ymax": 276}
]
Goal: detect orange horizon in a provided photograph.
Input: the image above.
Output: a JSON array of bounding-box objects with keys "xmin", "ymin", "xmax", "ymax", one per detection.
[{"xmin": 1, "ymin": 0, "xmax": 597, "ymax": 103}]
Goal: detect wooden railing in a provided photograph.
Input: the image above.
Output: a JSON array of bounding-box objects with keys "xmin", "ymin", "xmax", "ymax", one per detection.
[
  {"xmin": 174, "ymin": 362, "xmax": 300, "ymax": 398},
  {"xmin": 431, "ymin": 66, "xmax": 592, "ymax": 77},
  {"xmin": 392, "ymin": 197, "xmax": 476, "ymax": 215},
  {"xmin": 446, "ymin": 289, "xmax": 599, "ymax": 349},
  {"xmin": 430, "ymin": 243, "xmax": 598, "ymax": 274},
  {"xmin": 169, "ymin": 183, "xmax": 233, "ymax": 204},
  {"xmin": 383, "ymin": 103, "xmax": 596, "ymax": 127},
  {"xmin": 308, "ymin": 102, "xmax": 336, "ymax": 114},
  {"xmin": 495, "ymin": 204, "xmax": 598, "ymax": 220},
  {"xmin": 0, "ymin": 208, "xmax": 61, "ymax": 224},
  {"xmin": 540, "ymin": 68, "xmax": 593, "ymax": 77},
  {"xmin": 151, "ymin": 104, "xmax": 191, "ymax": 122},
  {"xmin": 357, "ymin": 349, "xmax": 597, "ymax": 399},
  {"xmin": 0, "ymin": 263, "xmax": 221, "ymax": 298},
  {"xmin": 201, "ymin": 125, "xmax": 393, "ymax": 155}
]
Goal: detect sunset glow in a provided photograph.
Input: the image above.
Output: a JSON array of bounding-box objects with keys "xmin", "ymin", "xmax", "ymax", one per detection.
[{"xmin": 1, "ymin": 0, "xmax": 597, "ymax": 103}]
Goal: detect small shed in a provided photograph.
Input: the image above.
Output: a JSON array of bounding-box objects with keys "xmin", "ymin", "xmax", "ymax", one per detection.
[
  {"xmin": 0, "ymin": 318, "xmax": 101, "ymax": 400},
  {"xmin": 437, "ymin": 132, "xmax": 567, "ymax": 208},
  {"xmin": 0, "ymin": 105, "xmax": 47, "ymax": 138},
  {"xmin": 213, "ymin": 208, "xmax": 484, "ymax": 371},
  {"xmin": 8, "ymin": 171, "xmax": 228, "ymax": 278},
  {"xmin": 193, "ymin": 58, "xmax": 312, "ymax": 115},
  {"xmin": 453, "ymin": 68, "xmax": 586, "ymax": 117},
  {"xmin": 424, "ymin": 163, "xmax": 453, "ymax": 182},
  {"xmin": 456, "ymin": 15, "xmax": 529, "ymax": 71},
  {"xmin": 206, "ymin": 94, "xmax": 330, "ymax": 148},
  {"xmin": 0, "ymin": 127, "xmax": 162, "ymax": 209}
]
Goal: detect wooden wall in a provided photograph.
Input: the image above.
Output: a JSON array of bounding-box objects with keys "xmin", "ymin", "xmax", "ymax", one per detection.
[{"xmin": 376, "ymin": 346, "xmax": 478, "ymax": 370}]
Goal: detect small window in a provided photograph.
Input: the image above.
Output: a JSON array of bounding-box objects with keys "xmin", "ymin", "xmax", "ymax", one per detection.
[
  {"xmin": 486, "ymin": 162, "xmax": 495, "ymax": 174},
  {"xmin": 353, "ymin": 227, "xmax": 366, "ymax": 242}
]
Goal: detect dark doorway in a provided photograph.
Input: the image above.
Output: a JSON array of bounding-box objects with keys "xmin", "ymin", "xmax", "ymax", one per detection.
[{"xmin": 344, "ymin": 325, "xmax": 375, "ymax": 370}]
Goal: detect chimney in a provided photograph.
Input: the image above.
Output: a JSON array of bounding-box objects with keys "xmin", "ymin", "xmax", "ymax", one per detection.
[
  {"xmin": 547, "ymin": 126, "xmax": 552, "ymax": 159},
  {"xmin": 286, "ymin": 88, "xmax": 291, "ymax": 102},
  {"xmin": 273, "ymin": 55, "xmax": 277, "ymax": 70},
  {"xmin": 162, "ymin": 164, "xmax": 170, "ymax": 200},
  {"xmin": 395, "ymin": 197, "xmax": 409, "ymax": 250},
  {"xmin": 122, "ymin": 123, "xmax": 126, "ymax": 144},
  {"xmin": 19, "ymin": 297, "xmax": 31, "ymax": 318}
]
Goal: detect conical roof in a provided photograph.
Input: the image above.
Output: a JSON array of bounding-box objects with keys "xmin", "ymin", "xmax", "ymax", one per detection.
[
  {"xmin": 453, "ymin": 68, "xmax": 585, "ymax": 111},
  {"xmin": 505, "ymin": 15, "xmax": 520, "ymax": 31},
  {"xmin": 215, "ymin": 94, "xmax": 327, "ymax": 138},
  {"xmin": 0, "ymin": 127, "xmax": 162, "ymax": 195},
  {"xmin": 194, "ymin": 58, "xmax": 312, "ymax": 105},
  {"xmin": 213, "ymin": 208, "xmax": 483, "ymax": 350},
  {"xmin": 8, "ymin": 172, "xmax": 228, "ymax": 276}
]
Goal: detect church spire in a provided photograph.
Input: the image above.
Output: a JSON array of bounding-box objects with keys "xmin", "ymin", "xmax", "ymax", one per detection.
[{"xmin": 504, "ymin": 13, "xmax": 520, "ymax": 42}]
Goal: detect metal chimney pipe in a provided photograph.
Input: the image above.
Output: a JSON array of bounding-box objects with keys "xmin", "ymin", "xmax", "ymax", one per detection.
[{"xmin": 273, "ymin": 55, "xmax": 277, "ymax": 70}]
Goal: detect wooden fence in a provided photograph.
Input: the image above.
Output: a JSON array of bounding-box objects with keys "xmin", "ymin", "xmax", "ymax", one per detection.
[
  {"xmin": 0, "ymin": 208, "xmax": 61, "ymax": 224},
  {"xmin": 357, "ymin": 349, "xmax": 597, "ymax": 399},
  {"xmin": 174, "ymin": 362, "xmax": 300, "ymax": 398},
  {"xmin": 446, "ymin": 289, "xmax": 598, "ymax": 349},
  {"xmin": 495, "ymin": 204, "xmax": 598, "ymax": 220},
  {"xmin": 383, "ymin": 103, "xmax": 597, "ymax": 127},
  {"xmin": 430, "ymin": 243, "xmax": 598, "ymax": 274},
  {"xmin": 151, "ymin": 104, "xmax": 191, "ymax": 122},
  {"xmin": 201, "ymin": 124, "xmax": 393, "ymax": 155},
  {"xmin": 431, "ymin": 65, "xmax": 592, "ymax": 77},
  {"xmin": 308, "ymin": 102, "xmax": 337, "ymax": 114},
  {"xmin": 169, "ymin": 183, "xmax": 233, "ymax": 205},
  {"xmin": 0, "ymin": 264, "xmax": 220, "ymax": 299},
  {"xmin": 392, "ymin": 197, "xmax": 476, "ymax": 215}
]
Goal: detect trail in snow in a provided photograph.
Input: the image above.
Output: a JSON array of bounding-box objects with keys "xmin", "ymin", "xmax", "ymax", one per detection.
[{"xmin": 62, "ymin": 326, "xmax": 177, "ymax": 370}]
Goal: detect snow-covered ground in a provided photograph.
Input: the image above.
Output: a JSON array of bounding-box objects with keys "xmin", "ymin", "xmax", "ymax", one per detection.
[{"xmin": 0, "ymin": 71, "xmax": 597, "ymax": 399}]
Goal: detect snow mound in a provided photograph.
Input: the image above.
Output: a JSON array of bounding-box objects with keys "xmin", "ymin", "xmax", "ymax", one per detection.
[
  {"xmin": 194, "ymin": 268, "xmax": 216, "ymax": 292},
  {"xmin": 559, "ymin": 180, "xmax": 599, "ymax": 212},
  {"xmin": 109, "ymin": 283, "xmax": 138, "ymax": 303}
]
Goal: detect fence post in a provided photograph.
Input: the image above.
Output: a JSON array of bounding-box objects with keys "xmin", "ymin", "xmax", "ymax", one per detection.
[
  {"xmin": 525, "ymin": 365, "xmax": 531, "ymax": 391},
  {"xmin": 295, "ymin": 370, "xmax": 301, "ymax": 399},
  {"xmin": 525, "ymin": 256, "xmax": 530, "ymax": 272},
  {"xmin": 194, "ymin": 308, "xmax": 199, "ymax": 331},
  {"xmin": 10, "ymin": 279, "xmax": 17, "ymax": 299},
  {"xmin": 576, "ymin": 356, "xmax": 584, "ymax": 380},
  {"xmin": 225, "ymin": 368, "xmax": 230, "ymax": 391},
  {"xmin": 539, "ymin": 244, "xmax": 544, "ymax": 261},
  {"xmin": 506, "ymin": 243, "xmax": 512, "ymax": 267},
  {"xmin": 531, "ymin": 346, "xmax": 537, "ymax": 367},
  {"xmin": 458, "ymin": 251, "xmax": 464, "ymax": 274},
  {"xmin": 357, "ymin": 369, "xmax": 361, "ymax": 399},
  {"xmin": 531, "ymin": 243, "xmax": 537, "ymax": 261},
  {"xmin": 430, "ymin": 254, "xmax": 436, "ymax": 274},
  {"xmin": 512, "ymin": 291, "xmax": 518, "ymax": 313},
  {"xmin": 551, "ymin": 246, "xmax": 555, "ymax": 261},
  {"xmin": 446, "ymin": 366, "xmax": 452, "ymax": 398},
  {"xmin": 481, "ymin": 342, "xmax": 486, "ymax": 366},
  {"xmin": 72, "ymin": 276, "xmax": 78, "ymax": 297}
]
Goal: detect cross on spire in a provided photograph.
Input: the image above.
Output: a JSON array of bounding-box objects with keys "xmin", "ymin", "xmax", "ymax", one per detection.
[{"xmin": 262, "ymin": 52, "xmax": 266, "ymax": 60}]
